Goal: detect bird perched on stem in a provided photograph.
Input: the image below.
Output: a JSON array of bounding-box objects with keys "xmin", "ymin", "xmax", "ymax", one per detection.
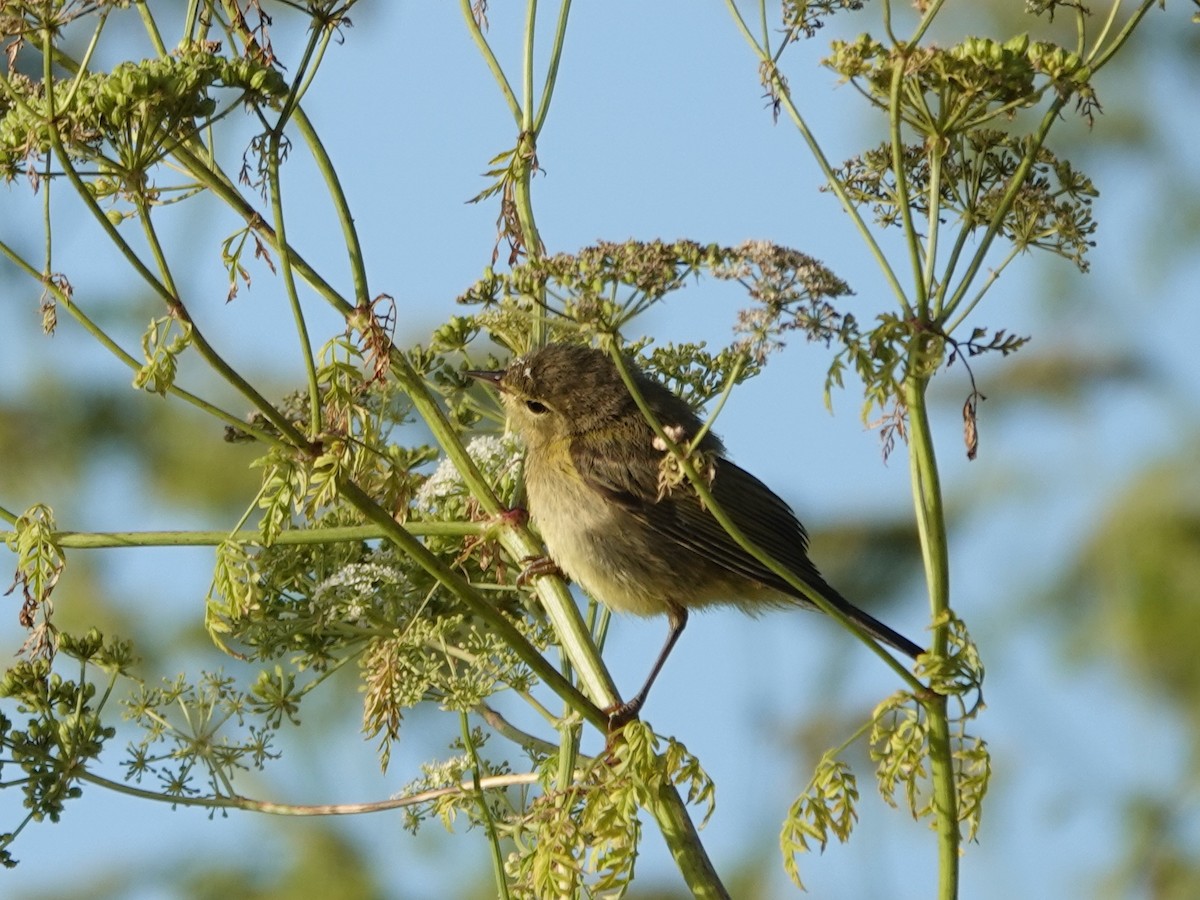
[{"xmin": 469, "ymin": 342, "xmax": 922, "ymax": 729}]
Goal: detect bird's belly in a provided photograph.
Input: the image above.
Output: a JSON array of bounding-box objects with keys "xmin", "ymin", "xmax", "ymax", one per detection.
[{"xmin": 527, "ymin": 469, "xmax": 674, "ymax": 618}]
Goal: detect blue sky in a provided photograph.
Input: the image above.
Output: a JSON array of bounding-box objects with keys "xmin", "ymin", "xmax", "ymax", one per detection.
[{"xmin": 2, "ymin": 3, "xmax": 1198, "ymax": 897}]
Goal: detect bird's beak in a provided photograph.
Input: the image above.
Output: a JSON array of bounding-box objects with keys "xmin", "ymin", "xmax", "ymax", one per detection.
[{"xmin": 465, "ymin": 369, "xmax": 506, "ymax": 389}]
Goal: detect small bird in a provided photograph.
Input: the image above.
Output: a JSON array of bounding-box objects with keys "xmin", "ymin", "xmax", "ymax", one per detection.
[{"xmin": 469, "ymin": 343, "xmax": 922, "ymax": 726}]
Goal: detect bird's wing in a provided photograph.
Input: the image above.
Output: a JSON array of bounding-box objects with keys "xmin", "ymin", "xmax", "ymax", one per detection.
[
  {"xmin": 570, "ymin": 440, "xmax": 823, "ymax": 603},
  {"xmin": 570, "ymin": 440, "xmax": 925, "ymax": 658}
]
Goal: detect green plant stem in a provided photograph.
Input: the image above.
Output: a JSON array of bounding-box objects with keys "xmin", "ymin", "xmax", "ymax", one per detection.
[
  {"xmin": 925, "ymin": 145, "xmax": 945, "ymax": 316},
  {"xmin": 723, "ymin": 0, "xmax": 911, "ymax": 314},
  {"xmin": 607, "ymin": 347, "xmax": 924, "ymax": 693},
  {"xmin": 643, "ymin": 785, "xmax": 731, "ymax": 900},
  {"xmin": 0, "ymin": 239, "xmax": 285, "ymax": 449},
  {"xmin": 522, "ymin": 0, "xmax": 537, "ymax": 135},
  {"xmin": 938, "ymin": 97, "xmax": 1068, "ymax": 321},
  {"xmin": 533, "ymin": 0, "xmax": 573, "ymax": 133},
  {"xmin": 888, "ymin": 46, "xmax": 927, "ymax": 316},
  {"xmin": 29, "ymin": 523, "xmax": 484, "ymax": 549},
  {"xmin": 1087, "ymin": 0, "xmax": 1157, "ymax": 69},
  {"xmin": 292, "ymin": 107, "xmax": 370, "ymax": 306},
  {"xmin": 278, "ymin": 14, "xmax": 337, "ymax": 123},
  {"xmin": 907, "ymin": 0, "xmax": 949, "ymax": 45},
  {"xmin": 77, "ymin": 767, "xmax": 541, "ymax": 816},
  {"xmin": 133, "ymin": 0, "xmax": 168, "ymax": 56},
  {"xmin": 942, "ymin": 243, "xmax": 1022, "ymax": 335},
  {"xmin": 165, "ymin": 139, "xmax": 354, "ymax": 313},
  {"xmin": 476, "ymin": 704, "xmax": 578, "ymax": 758},
  {"xmin": 460, "ymin": 0, "xmax": 522, "ymax": 121},
  {"xmin": 265, "ymin": 126, "xmax": 323, "ymax": 437},
  {"xmin": 903, "ymin": 375, "xmax": 958, "ymax": 899},
  {"xmin": 461, "ymin": 713, "xmax": 511, "ymax": 900},
  {"xmin": 336, "ymin": 477, "xmax": 607, "ymax": 730},
  {"xmin": 131, "ymin": 203, "xmax": 306, "ymax": 447}
]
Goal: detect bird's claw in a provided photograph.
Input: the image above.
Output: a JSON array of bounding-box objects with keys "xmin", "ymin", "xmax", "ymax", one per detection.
[
  {"xmin": 516, "ymin": 555, "xmax": 562, "ymax": 587},
  {"xmin": 602, "ymin": 699, "xmax": 642, "ymax": 757}
]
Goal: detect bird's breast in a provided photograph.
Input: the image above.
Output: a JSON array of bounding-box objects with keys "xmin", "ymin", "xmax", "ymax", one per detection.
[{"xmin": 523, "ymin": 451, "xmax": 676, "ymax": 617}]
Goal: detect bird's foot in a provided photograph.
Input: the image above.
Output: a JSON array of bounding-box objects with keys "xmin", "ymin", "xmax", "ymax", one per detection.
[
  {"xmin": 601, "ymin": 698, "xmax": 644, "ymax": 758},
  {"xmin": 516, "ymin": 555, "xmax": 562, "ymax": 587}
]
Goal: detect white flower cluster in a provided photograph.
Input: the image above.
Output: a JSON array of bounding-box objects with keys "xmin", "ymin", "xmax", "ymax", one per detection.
[
  {"xmin": 313, "ymin": 561, "xmax": 402, "ymax": 620},
  {"xmin": 394, "ymin": 753, "xmax": 474, "ymax": 798},
  {"xmin": 413, "ymin": 434, "xmax": 523, "ymax": 513}
]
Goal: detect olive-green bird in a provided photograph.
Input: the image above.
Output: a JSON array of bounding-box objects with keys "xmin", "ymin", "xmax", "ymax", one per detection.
[{"xmin": 470, "ymin": 343, "xmax": 922, "ymax": 725}]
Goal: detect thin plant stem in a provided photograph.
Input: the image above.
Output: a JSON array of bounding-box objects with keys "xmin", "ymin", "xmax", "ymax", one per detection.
[
  {"xmin": 336, "ymin": 477, "xmax": 607, "ymax": 730},
  {"xmin": 533, "ymin": 0, "xmax": 573, "ymax": 134},
  {"xmin": 293, "ymin": 107, "xmax": 370, "ymax": 307},
  {"xmin": 522, "ymin": 0, "xmax": 536, "ymax": 135},
  {"xmin": 0, "ymin": 239, "xmax": 284, "ymax": 448},
  {"xmin": 461, "ymin": 713, "xmax": 512, "ymax": 900},
  {"xmin": 476, "ymin": 704, "xmax": 581, "ymax": 758},
  {"xmin": 1087, "ymin": 0, "xmax": 1157, "ymax": 70},
  {"xmin": 32, "ymin": 523, "xmax": 485, "ymax": 549},
  {"xmin": 942, "ymin": 244, "xmax": 1022, "ymax": 335},
  {"xmin": 76, "ymin": 767, "xmax": 542, "ymax": 816},
  {"xmin": 938, "ymin": 97, "xmax": 1067, "ymax": 321},
  {"xmin": 888, "ymin": 48, "xmax": 927, "ymax": 316},
  {"xmin": 924, "ymin": 142, "xmax": 945, "ymax": 317},
  {"xmin": 606, "ymin": 346, "xmax": 923, "ymax": 693},
  {"xmin": 133, "ymin": 0, "xmax": 168, "ymax": 56},
  {"xmin": 723, "ymin": 0, "xmax": 911, "ymax": 314},
  {"xmin": 266, "ymin": 129, "xmax": 323, "ymax": 437},
  {"xmin": 460, "ymin": 0, "xmax": 522, "ymax": 122}
]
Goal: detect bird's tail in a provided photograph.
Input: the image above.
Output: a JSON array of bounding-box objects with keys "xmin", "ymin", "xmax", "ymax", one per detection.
[{"xmin": 806, "ymin": 577, "xmax": 925, "ymax": 660}]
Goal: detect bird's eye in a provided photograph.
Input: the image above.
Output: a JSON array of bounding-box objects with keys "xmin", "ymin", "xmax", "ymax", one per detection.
[{"xmin": 524, "ymin": 400, "xmax": 549, "ymax": 415}]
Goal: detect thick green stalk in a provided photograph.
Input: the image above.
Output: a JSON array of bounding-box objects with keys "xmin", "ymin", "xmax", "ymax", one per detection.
[
  {"xmin": 170, "ymin": 121, "xmax": 622, "ymax": 715},
  {"xmin": 903, "ymin": 375, "xmax": 958, "ymax": 899},
  {"xmin": 337, "ymin": 478, "xmax": 606, "ymax": 730},
  {"xmin": 644, "ymin": 785, "xmax": 731, "ymax": 900}
]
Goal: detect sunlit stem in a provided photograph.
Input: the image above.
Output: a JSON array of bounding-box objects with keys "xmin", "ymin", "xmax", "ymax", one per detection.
[{"xmin": 903, "ymin": 374, "xmax": 958, "ymax": 900}]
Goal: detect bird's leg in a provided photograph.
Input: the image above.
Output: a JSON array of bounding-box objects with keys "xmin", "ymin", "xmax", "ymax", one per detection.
[
  {"xmin": 606, "ymin": 605, "xmax": 688, "ymax": 733},
  {"xmin": 516, "ymin": 555, "xmax": 563, "ymax": 587}
]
